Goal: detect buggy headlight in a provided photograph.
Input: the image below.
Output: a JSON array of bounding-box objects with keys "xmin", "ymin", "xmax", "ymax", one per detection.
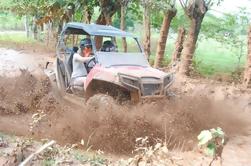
[
  {"xmin": 119, "ymin": 74, "xmax": 140, "ymax": 89},
  {"xmin": 164, "ymin": 74, "xmax": 174, "ymax": 88}
]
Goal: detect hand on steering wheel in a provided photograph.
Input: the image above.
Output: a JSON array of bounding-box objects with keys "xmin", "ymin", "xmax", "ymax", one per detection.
[
  {"xmin": 85, "ymin": 56, "xmax": 96, "ymax": 73},
  {"xmin": 86, "ymin": 56, "xmax": 96, "ymax": 68}
]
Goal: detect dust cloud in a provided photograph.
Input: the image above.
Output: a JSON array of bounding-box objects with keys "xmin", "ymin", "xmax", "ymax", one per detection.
[{"xmin": 0, "ymin": 71, "xmax": 249, "ymax": 154}]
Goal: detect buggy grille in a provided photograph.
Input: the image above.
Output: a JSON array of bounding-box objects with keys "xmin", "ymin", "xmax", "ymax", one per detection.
[{"xmin": 142, "ymin": 83, "xmax": 161, "ymax": 96}]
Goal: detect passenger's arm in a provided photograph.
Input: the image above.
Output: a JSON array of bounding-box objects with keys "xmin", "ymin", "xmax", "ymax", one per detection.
[{"xmin": 74, "ymin": 53, "xmax": 92, "ymax": 63}]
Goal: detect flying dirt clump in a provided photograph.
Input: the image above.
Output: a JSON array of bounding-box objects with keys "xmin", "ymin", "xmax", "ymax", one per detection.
[{"xmin": 0, "ymin": 69, "xmax": 57, "ymax": 114}]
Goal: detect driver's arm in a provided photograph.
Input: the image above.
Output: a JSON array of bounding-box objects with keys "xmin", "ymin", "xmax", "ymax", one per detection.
[{"xmin": 74, "ymin": 53, "xmax": 92, "ymax": 63}]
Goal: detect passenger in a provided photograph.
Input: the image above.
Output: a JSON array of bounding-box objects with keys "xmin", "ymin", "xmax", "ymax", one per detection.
[
  {"xmin": 101, "ymin": 40, "xmax": 117, "ymax": 52},
  {"xmin": 71, "ymin": 38, "xmax": 93, "ymax": 88}
]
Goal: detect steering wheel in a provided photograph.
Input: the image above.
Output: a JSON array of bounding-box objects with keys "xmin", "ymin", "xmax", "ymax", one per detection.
[{"xmin": 85, "ymin": 56, "xmax": 96, "ymax": 72}]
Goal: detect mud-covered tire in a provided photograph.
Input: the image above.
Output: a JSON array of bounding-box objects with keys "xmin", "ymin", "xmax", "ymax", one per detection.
[{"xmin": 86, "ymin": 94, "xmax": 117, "ymax": 111}]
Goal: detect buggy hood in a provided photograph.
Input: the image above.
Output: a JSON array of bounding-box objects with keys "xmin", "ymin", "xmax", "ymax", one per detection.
[{"xmin": 96, "ymin": 52, "xmax": 167, "ymax": 78}]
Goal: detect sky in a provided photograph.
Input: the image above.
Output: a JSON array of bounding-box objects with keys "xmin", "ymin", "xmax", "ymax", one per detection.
[{"xmin": 211, "ymin": 0, "xmax": 251, "ymax": 16}]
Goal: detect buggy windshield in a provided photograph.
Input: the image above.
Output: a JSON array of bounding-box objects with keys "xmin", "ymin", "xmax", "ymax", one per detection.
[{"xmin": 96, "ymin": 52, "xmax": 150, "ymax": 67}]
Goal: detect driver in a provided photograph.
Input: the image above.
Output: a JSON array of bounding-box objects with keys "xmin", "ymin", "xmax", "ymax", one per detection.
[{"xmin": 71, "ymin": 38, "xmax": 93, "ymax": 88}]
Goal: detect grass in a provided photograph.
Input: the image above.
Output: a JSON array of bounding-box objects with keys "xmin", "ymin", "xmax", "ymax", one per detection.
[
  {"xmin": 42, "ymin": 159, "xmax": 56, "ymax": 166},
  {"xmin": 194, "ymin": 39, "xmax": 246, "ymax": 75},
  {"xmin": 0, "ymin": 32, "xmax": 36, "ymax": 44},
  {"xmin": 73, "ymin": 150, "xmax": 107, "ymax": 165}
]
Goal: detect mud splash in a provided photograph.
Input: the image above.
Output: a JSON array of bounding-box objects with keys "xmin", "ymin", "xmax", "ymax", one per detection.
[
  {"xmin": 0, "ymin": 71, "xmax": 249, "ymax": 155},
  {"xmin": 0, "ymin": 70, "xmax": 56, "ymax": 114},
  {"xmin": 43, "ymin": 96, "xmax": 248, "ymax": 154}
]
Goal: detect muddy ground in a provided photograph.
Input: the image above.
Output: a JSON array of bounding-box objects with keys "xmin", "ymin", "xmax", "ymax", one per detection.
[{"xmin": 0, "ymin": 46, "xmax": 251, "ymax": 166}]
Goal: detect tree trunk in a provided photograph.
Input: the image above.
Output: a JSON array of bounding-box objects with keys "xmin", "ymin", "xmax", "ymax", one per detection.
[
  {"xmin": 57, "ymin": 22, "xmax": 63, "ymax": 37},
  {"xmin": 103, "ymin": 13, "xmax": 113, "ymax": 25},
  {"xmin": 180, "ymin": 18, "xmax": 203, "ymax": 76},
  {"xmin": 154, "ymin": 10, "xmax": 176, "ymax": 68},
  {"xmin": 85, "ymin": 10, "xmax": 92, "ymax": 24},
  {"xmin": 45, "ymin": 23, "xmax": 49, "ymax": 45},
  {"xmin": 45, "ymin": 21, "xmax": 53, "ymax": 46},
  {"xmin": 244, "ymin": 25, "xmax": 251, "ymax": 88},
  {"xmin": 95, "ymin": 14, "xmax": 106, "ymax": 50},
  {"xmin": 171, "ymin": 27, "xmax": 186, "ymax": 63},
  {"xmin": 32, "ymin": 16, "xmax": 38, "ymax": 40},
  {"xmin": 24, "ymin": 15, "xmax": 30, "ymax": 38},
  {"xmin": 121, "ymin": 6, "xmax": 127, "ymax": 52},
  {"xmin": 143, "ymin": 6, "xmax": 151, "ymax": 61},
  {"xmin": 95, "ymin": 0, "xmax": 120, "ymax": 50}
]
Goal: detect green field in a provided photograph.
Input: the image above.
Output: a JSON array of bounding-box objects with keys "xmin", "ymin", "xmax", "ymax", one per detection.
[
  {"xmin": 0, "ymin": 32, "xmax": 36, "ymax": 43},
  {"xmin": 194, "ymin": 38, "xmax": 246, "ymax": 75}
]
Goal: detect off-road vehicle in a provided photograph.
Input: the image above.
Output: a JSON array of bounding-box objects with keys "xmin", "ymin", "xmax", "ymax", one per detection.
[{"xmin": 46, "ymin": 22, "xmax": 174, "ymax": 103}]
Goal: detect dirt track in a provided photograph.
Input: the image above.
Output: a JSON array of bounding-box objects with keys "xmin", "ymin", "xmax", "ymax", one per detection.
[{"xmin": 0, "ymin": 47, "xmax": 251, "ymax": 165}]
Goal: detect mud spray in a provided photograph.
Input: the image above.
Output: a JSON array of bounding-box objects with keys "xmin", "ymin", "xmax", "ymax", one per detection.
[{"xmin": 0, "ymin": 71, "xmax": 249, "ymax": 155}]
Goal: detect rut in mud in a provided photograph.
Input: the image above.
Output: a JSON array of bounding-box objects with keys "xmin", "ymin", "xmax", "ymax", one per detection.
[{"xmin": 0, "ymin": 71, "xmax": 249, "ymax": 155}]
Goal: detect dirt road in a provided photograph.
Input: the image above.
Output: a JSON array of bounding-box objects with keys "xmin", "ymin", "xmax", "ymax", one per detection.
[
  {"xmin": 0, "ymin": 47, "xmax": 251, "ymax": 165},
  {"xmin": 0, "ymin": 47, "xmax": 52, "ymax": 76}
]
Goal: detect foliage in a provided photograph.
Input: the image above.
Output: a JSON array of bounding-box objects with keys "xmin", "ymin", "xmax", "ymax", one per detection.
[
  {"xmin": 127, "ymin": 0, "xmax": 142, "ymax": 23},
  {"xmin": 179, "ymin": 0, "xmax": 223, "ymax": 13},
  {"xmin": 112, "ymin": 13, "xmax": 135, "ymax": 29},
  {"xmin": 112, "ymin": 0, "xmax": 142, "ymax": 29},
  {"xmin": 201, "ymin": 7, "xmax": 250, "ymax": 65},
  {"xmin": 197, "ymin": 127, "xmax": 225, "ymax": 157},
  {"xmin": 118, "ymin": 137, "xmax": 173, "ymax": 165},
  {"xmin": 140, "ymin": 0, "xmax": 177, "ymax": 30},
  {"xmin": 0, "ymin": 13, "xmax": 24, "ymax": 30}
]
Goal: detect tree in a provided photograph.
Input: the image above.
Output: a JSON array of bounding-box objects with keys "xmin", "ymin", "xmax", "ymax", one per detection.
[
  {"xmin": 96, "ymin": 0, "xmax": 121, "ymax": 25},
  {"xmin": 120, "ymin": 0, "xmax": 132, "ymax": 52},
  {"xmin": 201, "ymin": 8, "xmax": 250, "ymax": 68},
  {"xmin": 8, "ymin": 0, "xmax": 38, "ymax": 39},
  {"xmin": 141, "ymin": 0, "xmax": 153, "ymax": 60},
  {"xmin": 179, "ymin": 0, "xmax": 222, "ymax": 76},
  {"xmin": 171, "ymin": 27, "xmax": 186, "ymax": 63},
  {"xmin": 95, "ymin": 0, "xmax": 121, "ymax": 49},
  {"xmin": 154, "ymin": 0, "xmax": 177, "ymax": 68},
  {"xmin": 244, "ymin": 25, "xmax": 251, "ymax": 88},
  {"xmin": 82, "ymin": 1, "xmax": 97, "ymax": 23},
  {"xmin": 74, "ymin": 0, "xmax": 98, "ymax": 24},
  {"xmin": 7, "ymin": 0, "xmax": 69, "ymax": 39}
]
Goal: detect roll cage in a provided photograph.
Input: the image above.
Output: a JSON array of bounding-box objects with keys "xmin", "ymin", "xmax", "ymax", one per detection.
[
  {"xmin": 56, "ymin": 22, "xmax": 145, "ymax": 88},
  {"xmin": 57, "ymin": 22, "xmax": 143, "ymax": 53}
]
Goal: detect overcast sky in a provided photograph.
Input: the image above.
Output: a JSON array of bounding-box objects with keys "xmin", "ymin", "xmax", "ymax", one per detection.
[{"xmin": 211, "ymin": 0, "xmax": 251, "ymax": 15}]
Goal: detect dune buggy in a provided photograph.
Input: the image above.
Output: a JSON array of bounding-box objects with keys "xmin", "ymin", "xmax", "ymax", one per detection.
[{"xmin": 47, "ymin": 22, "xmax": 174, "ymax": 103}]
